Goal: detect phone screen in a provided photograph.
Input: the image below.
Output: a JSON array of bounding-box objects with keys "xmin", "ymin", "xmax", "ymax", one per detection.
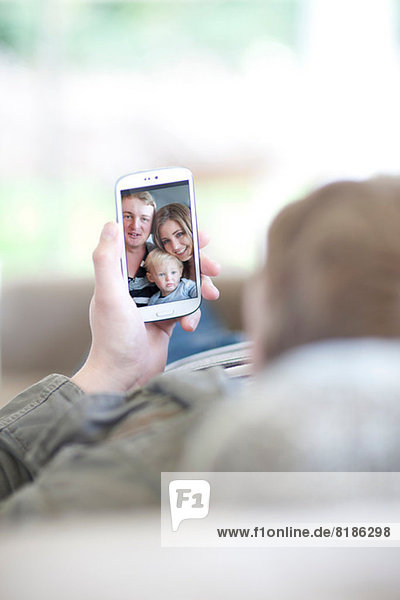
[{"xmin": 120, "ymin": 180, "xmax": 199, "ymax": 309}]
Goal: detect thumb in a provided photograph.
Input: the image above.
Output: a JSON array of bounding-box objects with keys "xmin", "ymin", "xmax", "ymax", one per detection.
[{"xmin": 92, "ymin": 222, "xmax": 125, "ymax": 296}]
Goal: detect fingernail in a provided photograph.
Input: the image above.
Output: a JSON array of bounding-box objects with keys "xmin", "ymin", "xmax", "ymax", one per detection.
[
  {"xmin": 187, "ymin": 315, "xmax": 198, "ymax": 330},
  {"xmin": 101, "ymin": 222, "xmax": 117, "ymax": 241},
  {"xmin": 190, "ymin": 309, "xmax": 202, "ymax": 328},
  {"xmin": 208, "ymin": 281, "xmax": 219, "ymax": 295}
]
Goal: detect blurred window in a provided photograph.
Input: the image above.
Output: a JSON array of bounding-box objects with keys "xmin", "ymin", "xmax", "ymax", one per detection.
[{"xmin": 1, "ymin": 1, "xmax": 399, "ymax": 279}]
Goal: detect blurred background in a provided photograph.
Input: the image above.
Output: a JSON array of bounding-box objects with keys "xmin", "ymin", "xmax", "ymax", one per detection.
[
  {"xmin": 2, "ymin": 0, "xmax": 400, "ymax": 281},
  {"xmin": 2, "ymin": 0, "xmax": 400, "ymax": 396}
]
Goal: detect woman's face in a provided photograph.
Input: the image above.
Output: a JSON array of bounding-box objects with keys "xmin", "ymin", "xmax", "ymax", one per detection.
[{"xmin": 159, "ymin": 219, "xmax": 193, "ymax": 262}]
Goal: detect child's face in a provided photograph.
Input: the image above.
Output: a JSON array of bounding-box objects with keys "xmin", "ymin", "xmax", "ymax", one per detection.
[{"xmin": 149, "ymin": 258, "xmax": 183, "ymax": 296}]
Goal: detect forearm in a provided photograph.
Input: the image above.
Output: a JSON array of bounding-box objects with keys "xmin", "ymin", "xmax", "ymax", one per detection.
[
  {"xmin": 0, "ymin": 374, "xmax": 83, "ymax": 501},
  {"xmin": 0, "ymin": 449, "xmax": 31, "ymax": 500}
]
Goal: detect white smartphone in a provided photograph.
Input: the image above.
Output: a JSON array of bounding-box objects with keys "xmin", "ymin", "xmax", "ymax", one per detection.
[{"xmin": 115, "ymin": 166, "xmax": 201, "ymax": 323}]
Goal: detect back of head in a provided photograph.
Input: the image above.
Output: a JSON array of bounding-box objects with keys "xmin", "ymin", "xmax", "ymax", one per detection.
[{"xmin": 261, "ymin": 176, "xmax": 400, "ymax": 362}]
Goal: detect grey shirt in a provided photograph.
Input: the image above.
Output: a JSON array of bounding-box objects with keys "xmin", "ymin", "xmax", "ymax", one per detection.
[{"xmin": 148, "ymin": 278, "xmax": 197, "ymax": 305}]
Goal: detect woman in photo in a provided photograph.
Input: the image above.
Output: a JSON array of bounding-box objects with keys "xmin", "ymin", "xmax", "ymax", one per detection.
[{"xmin": 152, "ymin": 203, "xmax": 195, "ymax": 280}]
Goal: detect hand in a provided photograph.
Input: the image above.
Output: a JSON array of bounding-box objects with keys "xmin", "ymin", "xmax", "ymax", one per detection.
[
  {"xmin": 72, "ymin": 222, "xmax": 166, "ymax": 394},
  {"xmin": 72, "ymin": 223, "xmax": 220, "ymax": 394}
]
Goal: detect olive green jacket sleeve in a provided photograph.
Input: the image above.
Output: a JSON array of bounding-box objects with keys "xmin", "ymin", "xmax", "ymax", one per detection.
[
  {"xmin": 0, "ymin": 369, "xmax": 230, "ymax": 520},
  {"xmin": 0, "ymin": 375, "xmax": 84, "ymax": 500}
]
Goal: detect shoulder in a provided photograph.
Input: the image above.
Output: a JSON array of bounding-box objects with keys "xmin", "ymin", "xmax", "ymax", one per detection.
[
  {"xmin": 148, "ymin": 291, "xmax": 161, "ymax": 305},
  {"xmin": 180, "ymin": 278, "xmax": 197, "ymax": 297},
  {"xmin": 146, "ymin": 241, "xmax": 156, "ymax": 253},
  {"xmin": 183, "ymin": 339, "xmax": 400, "ymax": 471},
  {"xmin": 181, "ymin": 278, "xmax": 196, "ymax": 290}
]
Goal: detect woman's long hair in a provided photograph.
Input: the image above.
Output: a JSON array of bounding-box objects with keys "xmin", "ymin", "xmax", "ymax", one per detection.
[{"xmin": 153, "ymin": 203, "xmax": 193, "ymax": 278}]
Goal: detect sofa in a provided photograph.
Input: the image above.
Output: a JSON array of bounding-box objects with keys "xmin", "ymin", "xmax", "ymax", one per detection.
[{"xmin": 0, "ymin": 275, "xmax": 245, "ymax": 406}]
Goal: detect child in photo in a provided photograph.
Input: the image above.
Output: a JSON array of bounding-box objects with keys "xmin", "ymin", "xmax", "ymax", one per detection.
[{"xmin": 144, "ymin": 248, "xmax": 197, "ymax": 305}]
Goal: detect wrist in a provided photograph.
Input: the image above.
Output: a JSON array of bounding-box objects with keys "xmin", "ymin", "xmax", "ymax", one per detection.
[{"xmin": 71, "ymin": 361, "xmax": 139, "ymax": 395}]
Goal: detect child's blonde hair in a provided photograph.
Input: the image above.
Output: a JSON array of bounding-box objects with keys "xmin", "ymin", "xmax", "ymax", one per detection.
[{"xmin": 144, "ymin": 248, "xmax": 183, "ymax": 275}]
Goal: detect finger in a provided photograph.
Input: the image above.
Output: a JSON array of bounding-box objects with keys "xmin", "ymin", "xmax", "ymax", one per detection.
[
  {"xmin": 201, "ymin": 274, "xmax": 220, "ymax": 301},
  {"xmin": 146, "ymin": 319, "xmax": 176, "ymax": 338},
  {"xmin": 143, "ymin": 322, "xmax": 175, "ymax": 381},
  {"xmin": 200, "ymin": 251, "xmax": 220, "ymax": 277},
  {"xmin": 180, "ymin": 308, "xmax": 201, "ymax": 332},
  {"xmin": 198, "ymin": 230, "xmax": 210, "ymax": 250}
]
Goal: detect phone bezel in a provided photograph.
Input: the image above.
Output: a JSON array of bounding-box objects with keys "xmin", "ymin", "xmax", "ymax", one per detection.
[{"xmin": 115, "ymin": 166, "xmax": 201, "ymax": 323}]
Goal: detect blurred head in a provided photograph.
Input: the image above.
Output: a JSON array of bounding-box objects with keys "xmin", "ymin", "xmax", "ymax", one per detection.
[
  {"xmin": 153, "ymin": 203, "xmax": 193, "ymax": 262},
  {"xmin": 122, "ymin": 192, "xmax": 156, "ymax": 251},
  {"xmin": 144, "ymin": 248, "xmax": 183, "ymax": 296},
  {"xmin": 252, "ymin": 176, "xmax": 400, "ymax": 366}
]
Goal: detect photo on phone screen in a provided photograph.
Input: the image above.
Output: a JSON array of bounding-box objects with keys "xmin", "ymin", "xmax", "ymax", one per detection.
[{"xmin": 116, "ymin": 171, "xmax": 201, "ymax": 322}]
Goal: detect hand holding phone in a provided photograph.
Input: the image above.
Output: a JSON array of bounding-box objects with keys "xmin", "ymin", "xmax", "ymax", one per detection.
[
  {"xmin": 115, "ymin": 167, "xmax": 201, "ymax": 322},
  {"xmin": 73, "ymin": 192, "xmax": 219, "ymax": 393}
]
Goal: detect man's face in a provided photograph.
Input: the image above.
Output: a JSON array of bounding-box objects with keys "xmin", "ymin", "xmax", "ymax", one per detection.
[
  {"xmin": 148, "ymin": 258, "xmax": 183, "ymax": 296},
  {"xmin": 122, "ymin": 196, "xmax": 154, "ymax": 250}
]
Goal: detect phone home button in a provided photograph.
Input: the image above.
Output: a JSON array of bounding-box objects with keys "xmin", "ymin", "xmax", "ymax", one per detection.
[{"xmin": 156, "ymin": 308, "xmax": 175, "ymax": 318}]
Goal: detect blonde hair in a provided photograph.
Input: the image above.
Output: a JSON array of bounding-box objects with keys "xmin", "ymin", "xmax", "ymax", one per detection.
[
  {"xmin": 144, "ymin": 248, "xmax": 183, "ymax": 276},
  {"xmin": 122, "ymin": 191, "xmax": 156, "ymax": 212},
  {"xmin": 261, "ymin": 176, "xmax": 400, "ymax": 362}
]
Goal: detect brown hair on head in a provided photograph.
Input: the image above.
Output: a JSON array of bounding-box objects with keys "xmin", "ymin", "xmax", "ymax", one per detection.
[
  {"xmin": 261, "ymin": 176, "xmax": 400, "ymax": 363},
  {"xmin": 152, "ymin": 203, "xmax": 192, "ymax": 249}
]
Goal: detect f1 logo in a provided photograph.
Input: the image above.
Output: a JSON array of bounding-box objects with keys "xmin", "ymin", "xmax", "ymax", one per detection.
[{"xmin": 169, "ymin": 480, "xmax": 211, "ymax": 531}]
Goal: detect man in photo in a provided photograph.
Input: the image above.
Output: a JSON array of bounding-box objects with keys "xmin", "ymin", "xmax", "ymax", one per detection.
[{"xmin": 121, "ymin": 190, "xmax": 157, "ymax": 305}]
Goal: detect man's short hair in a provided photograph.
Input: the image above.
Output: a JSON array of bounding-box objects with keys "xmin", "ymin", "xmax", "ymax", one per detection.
[
  {"xmin": 121, "ymin": 191, "xmax": 156, "ymax": 212},
  {"xmin": 261, "ymin": 176, "xmax": 400, "ymax": 362}
]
